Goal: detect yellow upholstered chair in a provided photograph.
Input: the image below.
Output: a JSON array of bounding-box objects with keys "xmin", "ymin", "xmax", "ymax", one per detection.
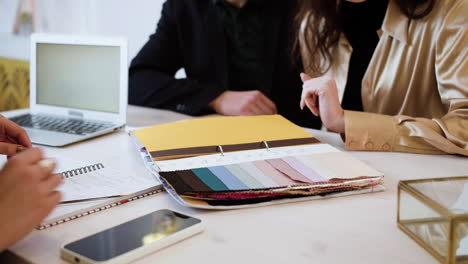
[{"xmin": 0, "ymin": 57, "xmax": 30, "ymax": 111}]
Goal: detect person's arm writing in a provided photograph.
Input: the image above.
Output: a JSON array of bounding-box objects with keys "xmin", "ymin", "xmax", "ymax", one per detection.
[{"xmin": 0, "ymin": 149, "xmax": 62, "ymax": 251}]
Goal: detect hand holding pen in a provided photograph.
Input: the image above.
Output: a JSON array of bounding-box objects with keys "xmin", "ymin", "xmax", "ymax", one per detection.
[
  {"xmin": 0, "ymin": 114, "xmax": 65, "ymax": 250},
  {"xmin": 0, "ymin": 115, "xmax": 126, "ymax": 207},
  {"xmin": 0, "ymin": 148, "xmax": 62, "ymax": 251},
  {"xmin": 0, "ymin": 114, "xmax": 32, "ymax": 156}
]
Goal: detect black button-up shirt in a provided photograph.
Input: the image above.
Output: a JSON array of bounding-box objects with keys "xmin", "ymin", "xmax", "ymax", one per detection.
[{"xmin": 213, "ymin": 0, "xmax": 266, "ymax": 92}]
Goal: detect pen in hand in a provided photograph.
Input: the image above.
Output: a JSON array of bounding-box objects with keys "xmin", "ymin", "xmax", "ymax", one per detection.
[{"xmin": 0, "ymin": 136, "xmax": 28, "ymax": 157}]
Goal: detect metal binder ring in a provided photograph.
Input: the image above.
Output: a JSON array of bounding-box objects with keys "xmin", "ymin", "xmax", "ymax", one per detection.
[
  {"xmin": 263, "ymin": 141, "xmax": 270, "ymax": 151},
  {"xmin": 217, "ymin": 145, "xmax": 225, "ymax": 156}
]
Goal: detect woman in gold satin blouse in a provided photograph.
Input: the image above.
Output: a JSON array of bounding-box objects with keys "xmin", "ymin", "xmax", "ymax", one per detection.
[{"xmin": 296, "ymin": 0, "xmax": 468, "ymax": 156}]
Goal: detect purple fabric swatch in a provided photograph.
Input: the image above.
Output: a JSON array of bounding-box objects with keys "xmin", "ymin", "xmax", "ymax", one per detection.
[
  {"xmin": 281, "ymin": 157, "xmax": 327, "ymax": 182},
  {"xmin": 266, "ymin": 159, "xmax": 313, "ymax": 183}
]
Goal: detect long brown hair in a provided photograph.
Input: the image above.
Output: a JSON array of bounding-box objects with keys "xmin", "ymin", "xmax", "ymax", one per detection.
[{"xmin": 293, "ymin": 0, "xmax": 436, "ymax": 76}]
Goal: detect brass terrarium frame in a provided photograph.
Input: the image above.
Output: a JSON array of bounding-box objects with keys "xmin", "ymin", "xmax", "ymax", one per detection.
[{"xmin": 398, "ymin": 176, "xmax": 468, "ymax": 264}]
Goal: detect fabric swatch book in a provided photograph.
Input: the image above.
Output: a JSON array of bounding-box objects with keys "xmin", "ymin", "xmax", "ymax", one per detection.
[
  {"xmin": 130, "ymin": 115, "xmax": 385, "ymax": 209},
  {"xmin": 38, "ymin": 158, "xmax": 163, "ymax": 230}
]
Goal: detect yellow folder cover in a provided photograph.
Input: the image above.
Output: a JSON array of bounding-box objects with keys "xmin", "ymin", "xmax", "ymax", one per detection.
[{"xmin": 132, "ymin": 115, "xmax": 316, "ymax": 160}]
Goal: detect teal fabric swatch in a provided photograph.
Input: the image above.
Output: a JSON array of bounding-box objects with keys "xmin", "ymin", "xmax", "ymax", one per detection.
[{"xmin": 192, "ymin": 168, "xmax": 229, "ymax": 191}]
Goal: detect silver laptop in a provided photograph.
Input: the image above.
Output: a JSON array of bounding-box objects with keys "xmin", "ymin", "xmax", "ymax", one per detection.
[{"xmin": 10, "ymin": 33, "xmax": 128, "ymax": 147}]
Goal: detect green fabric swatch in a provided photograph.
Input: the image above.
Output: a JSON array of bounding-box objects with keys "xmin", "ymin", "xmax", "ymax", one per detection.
[
  {"xmin": 225, "ymin": 164, "xmax": 264, "ymax": 189},
  {"xmin": 192, "ymin": 168, "xmax": 229, "ymax": 191}
]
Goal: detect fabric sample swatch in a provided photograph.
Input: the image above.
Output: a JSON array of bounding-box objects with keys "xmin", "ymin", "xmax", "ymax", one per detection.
[
  {"xmin": 225, "ymin": 164, "xmax": 264, "ymax": 189},
  {"xmin": 300, "ymin": 152, "xmax": 381, "ymax": 179},
  {"xmin": 294, "ymin": 155, "xmax": 336, "ymax": 179},
  {"xmin": 159, "ymin": 171, "xmax": 193, "ymax": 194},
  {"xmin": 238, "ymin": 162, "xmax": 278, "ymax": 188},
  {"xmin": 192, "ymin": 168, "xmax": 229, "ymax": 191},
  {"xmin": 282, "ymin": 157, "xmax": 327, "ymax": 182},
  {"xmin": 176, "ymin": 170, "xmax": 212, "ymax": 191},
  {"xmin": 208, "ymin": 166, "xmax": 249, "ymax": 190},
  {"xmin": 266, "ymin": 159, "xmax": 313, "ymax": 183},
  {"xmin": 253, "ymin": 160, "xmax": 297, "ymax": 186}
]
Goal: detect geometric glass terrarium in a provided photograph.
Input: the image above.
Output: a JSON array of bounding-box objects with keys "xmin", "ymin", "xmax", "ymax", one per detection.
[{"xmin": 398, "ymin": 177, "xmax": 468, "ymax": 264}]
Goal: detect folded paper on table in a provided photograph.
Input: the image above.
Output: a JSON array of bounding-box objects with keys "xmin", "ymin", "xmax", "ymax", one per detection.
[{"xmin": 130, "ymin": 115, "xmax": 385, "ymax": 209}]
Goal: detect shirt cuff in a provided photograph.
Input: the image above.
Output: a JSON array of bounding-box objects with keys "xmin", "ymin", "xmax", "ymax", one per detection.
[
  {"xmin": 180, "ymin": 82, "xmax": 225, "ymax": 116},
  {"xmin": 343, "ymin": 110, "xmax": 395, "ymax": 152}
]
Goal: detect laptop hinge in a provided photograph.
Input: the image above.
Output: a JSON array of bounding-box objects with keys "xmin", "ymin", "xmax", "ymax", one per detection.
[{"xmin": 68, "ymin": 110, "xmax": 84, "ymax": 119}]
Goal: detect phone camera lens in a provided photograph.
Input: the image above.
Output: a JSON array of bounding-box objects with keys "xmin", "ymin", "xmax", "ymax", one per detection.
[{"xmin": 74, "ymin": 257, "xmax": 80, "ymax": 263}]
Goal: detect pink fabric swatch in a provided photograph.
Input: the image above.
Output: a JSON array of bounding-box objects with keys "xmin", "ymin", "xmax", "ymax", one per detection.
[
  {"xmin": 253, "ymin": 160, "xmax": 296, "ymax": 186},
  {"xmin": 282, "ymin": 157, "xmax": 327, "ymax": 182},
  {"xmin": 266, "ymin": 159, "xmax": 313, "ymax": 183}
]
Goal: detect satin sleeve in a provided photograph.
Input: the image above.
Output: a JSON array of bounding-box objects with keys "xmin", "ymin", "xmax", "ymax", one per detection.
[{"xmin": 343, "ymin": 1, "xmax": 468, "ymax": 156}]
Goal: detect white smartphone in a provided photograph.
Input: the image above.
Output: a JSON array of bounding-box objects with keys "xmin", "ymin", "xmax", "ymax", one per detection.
[{"xmin": 60, "ymin": 209, "xmax": 203, "ymax": 264}]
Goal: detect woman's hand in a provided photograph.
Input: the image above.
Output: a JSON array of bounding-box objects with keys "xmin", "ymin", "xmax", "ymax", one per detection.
[
  {"xmin": 0, "ymin": 148, "xmax": 62, "ymax": 251},
  {"xmin": 0, "ymin": 115, "xmax": 31, "ymax": 156},
  {"xmin": 300, "ymin": 73, "xmax": 345, "ymax": 133}
]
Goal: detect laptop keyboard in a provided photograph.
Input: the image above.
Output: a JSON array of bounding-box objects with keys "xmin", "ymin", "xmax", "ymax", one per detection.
[{"xmin": 11, "ymin": 114, "xmax": 114, "ymax": 136}]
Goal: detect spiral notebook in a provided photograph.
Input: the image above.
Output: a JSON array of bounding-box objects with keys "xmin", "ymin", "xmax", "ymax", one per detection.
[
  {"xmin": 56, "ymin": 162, "xmax": 157, "ymax": 202},
  {"xmin": 38, "ymin": 158, "xmax": 163, "ymax": 230}
]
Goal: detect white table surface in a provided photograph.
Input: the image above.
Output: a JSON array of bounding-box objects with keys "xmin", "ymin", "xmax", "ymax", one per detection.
[{"xmin": 1, "ymin": 105, "xmax": 467, "ymax": 264}]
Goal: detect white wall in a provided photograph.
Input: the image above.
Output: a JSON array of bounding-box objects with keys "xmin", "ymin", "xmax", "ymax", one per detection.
[
  {"xmin": 0, "ymin": 0, "xmax": 18, "ymax": 33},
  {"xmin": 40, "ymin": 0, "xmax": 164, "ymax": 62},
  {"xmin": 1, "ymin": 0, "xmax": 165, "ymax": 62}
]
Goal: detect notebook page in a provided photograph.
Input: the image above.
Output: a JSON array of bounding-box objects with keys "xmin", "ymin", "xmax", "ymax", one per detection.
[
  {"xmin": 57, "ymin": 165, "xmax": 158, "ymax": 202},
  {"xmin": 58, "ymin": 167, "xmax": 122, "ymax": 201},
  {"xmin": 46, "ymin": 156, "xmax": 115, "ymax": 221},
  {"xmin": 51, "ymin": 157, "xmax": 159, "ymax": 202},
  {"xmin": 53, "ymin": 157, "xmax": 88, "ymax": 174}
]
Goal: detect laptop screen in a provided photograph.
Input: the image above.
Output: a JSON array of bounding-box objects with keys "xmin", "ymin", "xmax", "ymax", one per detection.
[{"xmin": 36, "ymin": 43, "xmax": 120, "ymax": 113}]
